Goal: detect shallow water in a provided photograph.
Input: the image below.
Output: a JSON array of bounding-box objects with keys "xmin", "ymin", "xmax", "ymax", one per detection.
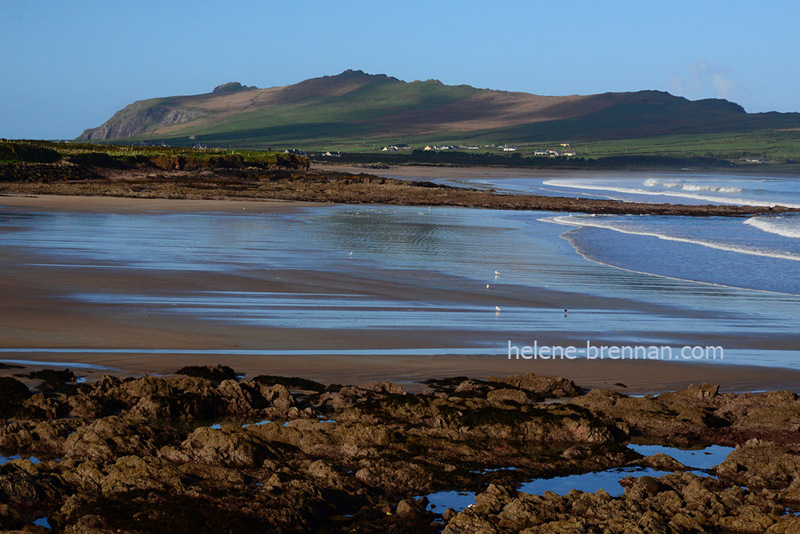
[
  {"xmin": 628, "ymin": 443, "xmax": 733, "ymax": 469},
  {"xmin": 425, "ymin": 443, "xmax": 734, "ymax": 512},
  {"xmin": 32, "ymin": 517, "xmax": 51, "ymax": 529},
  {"xmin": 1, "ymin": 202, "xmax": 800, "ymax": 368},
  {"xmin": 0, "ymin": 454, "xmax": 40, "ymax": 465}
]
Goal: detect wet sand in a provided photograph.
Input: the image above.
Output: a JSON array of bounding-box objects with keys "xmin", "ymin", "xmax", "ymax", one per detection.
[
  {"xmin": 2, "ymin": 194, "xmax": 800, "ymax": 394},
  {"xmin": 0, "ymin": 193, "xmax": 316, "ymax": 213}
]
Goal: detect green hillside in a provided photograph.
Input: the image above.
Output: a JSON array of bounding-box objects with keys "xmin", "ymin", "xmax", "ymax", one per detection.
[{"xmin": 77, "ymin": 70, "xmax": 800, "ymax": 161}]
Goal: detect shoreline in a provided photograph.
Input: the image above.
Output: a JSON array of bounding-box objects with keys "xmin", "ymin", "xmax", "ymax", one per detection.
[
  {"xmin": 4, "ymin": 352, "xmax": 800, "ymax": 395},
  {"xmin": 2, "ymin": 186, "xmax": 799, "ymax": 396},
  {"xmin": 1, "ymin": 164, "xmax": 797, "ymax": 216}
]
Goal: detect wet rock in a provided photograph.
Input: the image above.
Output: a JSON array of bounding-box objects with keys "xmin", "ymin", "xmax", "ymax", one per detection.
[
  {"xmin": 63, "ymin": 414, "xmax": 179, "ymax": 464},
  {"xmin": 0, "ymin": 377, "xmax": 32, "ymax": 417},
  {"xmin": 486, "ymin": 389, "xmax": 527, "ymax": 405},
  {"xmin": 488, "ymin": 373, "xmax": 583, "ymax": 398},
  {"xmin": 0, "ymin": 460, "xmax": 65, "ymax": 508},
  {"xmin": 395, "ymin": 498, "xmax": 422, "ymax": 518},
  {"xmin": 638, "ymin": 511, "xmax": 669, "ymax": 534},
  {"xmin": 257, "ymin": 383, "xmax": 293, "ymax": 412},
  {"xmin": 355, "ymin": 461, "xmax": 433, "ymax": 494},
  {"xmin": 100, "ymin": 455, "xmax": 185, "ymax": 494},
  {"xmin": 453, "ymin": 379, "xmax": 493, "ymax": 397},
  {"xmin": 218, "ymin": 380, "xmax": 268, "ymax": 413},
  {"xmin": 0, "ymin": 503, "xmax": 25, "ymax": 530},
  {"xmin": 165, "ymin": 426, "xmax": 281, "ymax": 467},
  {"xmin": 307, "ymin": 459, "xmax": 340, "ymax": 484},
  {"xmin": 24, "ymin": 368, "xmax": 77, "ymax": 394},
  {"xmin": 571, "ymin": 388, "xmax": 712, "ymax": 442},
  {"xmin": 630, "ymin": 452, "xmax": 688, "ymax": 471},
  {"xmin": 658, "ymin": 383, "xmax": 720, "ymax": 404},
  {"xmin": 175, "ymin": 364, "xmax": 237, "ymax": 383},
  {"xmin": 767, "ymin": 517, "xmax": 800, "ymax": 533},
  {"xmin": 0, "ymin": 419, "xmax": 79, "ymax": 458},
  {"xmin": 718, "ymin": 504, "xmax": 778, "ymax": 533},
  {"xmin": 0, "ymin": 372, "xmax": 798, "ymax": 532},
  {"xmin": 716, "ymin": 440, "xmax": 800, "ymax": 489},
  {"xmin": 252, "ymin": 375, "xmax": 326, "ymax": 392}
]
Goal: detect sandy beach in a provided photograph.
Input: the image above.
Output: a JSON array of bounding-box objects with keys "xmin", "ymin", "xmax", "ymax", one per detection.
[{"xmin": 2, "ymin": 192, "xmax": 800, "ymax": 394}]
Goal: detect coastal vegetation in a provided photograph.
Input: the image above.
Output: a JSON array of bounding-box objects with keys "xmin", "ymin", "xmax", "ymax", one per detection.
[{"xmin": 0, "ymin": 140, "xmax": 794, "ymax": 217}]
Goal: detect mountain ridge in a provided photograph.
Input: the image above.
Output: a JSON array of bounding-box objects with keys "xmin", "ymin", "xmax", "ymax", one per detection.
[{"xmin": 77, "ymin": 70, "xmax": 800, "ymax": 149}]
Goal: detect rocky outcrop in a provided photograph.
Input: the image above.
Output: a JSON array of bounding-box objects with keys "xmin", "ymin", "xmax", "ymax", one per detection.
[
  {"xmin": 442, "ymin": 474, "xmax": 796, "ymax": 533},
  {"xmin": 570, "ymin": 384, "xmax": 800, "ymax": 446},
  {"xmin": 0, "ymin": 372, "xmax": 798, "ymax": 532}
]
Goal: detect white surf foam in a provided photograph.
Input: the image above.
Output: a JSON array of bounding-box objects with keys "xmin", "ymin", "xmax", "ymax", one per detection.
[
  {"xmin": 744, "ymin": 216, "xmax": 800, "ymax": 239},
  {"xmin": 542, "ymin": 180, "xmax": 798, "ymax": 208},
  {"xmin": 541, "ymin": 215, "xmax": 800, "ymax": 262},
  {"xmin": 644, "ymin": 178, "xmax": 743, "ymax": 194}
]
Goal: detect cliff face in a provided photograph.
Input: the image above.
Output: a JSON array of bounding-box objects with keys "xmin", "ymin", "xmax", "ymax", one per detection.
[{"xmin": 78, "ymin": 101, "xmax": 209, "ymax": 140}]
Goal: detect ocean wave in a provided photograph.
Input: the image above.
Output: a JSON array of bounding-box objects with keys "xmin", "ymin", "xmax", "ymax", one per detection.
[
  {"xmin": 643, "ymin": 178, "xmax": 743, "ymax": 193},
  {"xmin": 744, "ymin": 216, "xmax": 800, "ymax": 239},
  {"xmin": 541, "ymin": 179, "xmax": 797, "ymax": 208},
  {"xmin": 681, "ymin": 184, "xmax": 743, "ymax": 193},
  {"xmin": 540, "ymin": 215, "xmax": 800, "ymax": 262}
]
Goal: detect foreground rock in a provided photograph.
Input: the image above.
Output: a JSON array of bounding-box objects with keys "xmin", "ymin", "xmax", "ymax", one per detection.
[{"xmin": 0, "ymin": 370, "xmax": 797, "ymax": 532}]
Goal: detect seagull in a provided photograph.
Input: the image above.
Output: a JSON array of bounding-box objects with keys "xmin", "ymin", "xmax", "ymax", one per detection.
[
  {"xmin": 486, "ymin": 284, "xmax": 490, "ymax": 289},
  {"xmin": 348, "ymin": 251, "xmax": 353, "ymax": 256},
  {"xmin": 495, "ymin": 306, "xmax": 502, "ymax": 313}
]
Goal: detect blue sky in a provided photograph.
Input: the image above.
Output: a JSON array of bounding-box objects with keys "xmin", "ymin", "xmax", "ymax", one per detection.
[{"xmin": 2, "ymin": 0, "xmax": 799, "ymax": 139}]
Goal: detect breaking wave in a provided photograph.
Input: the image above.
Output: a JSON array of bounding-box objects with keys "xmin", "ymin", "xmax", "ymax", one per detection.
[
  {"xmin": 541, "ymin": 215, "xmax": 800, "ymax": 262},
  {"xmin": 744, "ymin": 215, "xmax": 800, "ymax": 239},
  {"xmin": 542, "ymin": 179, "xmax": 799, "ymax": 208}
]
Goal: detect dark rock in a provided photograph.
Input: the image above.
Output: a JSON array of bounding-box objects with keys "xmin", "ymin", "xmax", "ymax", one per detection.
[
  {"xmin": 0, "ymin": 377, "xmax": 32, "ymax": 417},
  {"xmin": 251, "ymin": 374, "xmax": 326, "ymax": 392},
  {"xmin": 486, "ymin": 388, "xmax": 527, "ymax": 405},
  {"xmin": 175, "ymin": 364, "xmax": 237, "ymax": 383},
  {"xmin": 488, "ymin": 373, "xmax": 583, "ymax": 398}
]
